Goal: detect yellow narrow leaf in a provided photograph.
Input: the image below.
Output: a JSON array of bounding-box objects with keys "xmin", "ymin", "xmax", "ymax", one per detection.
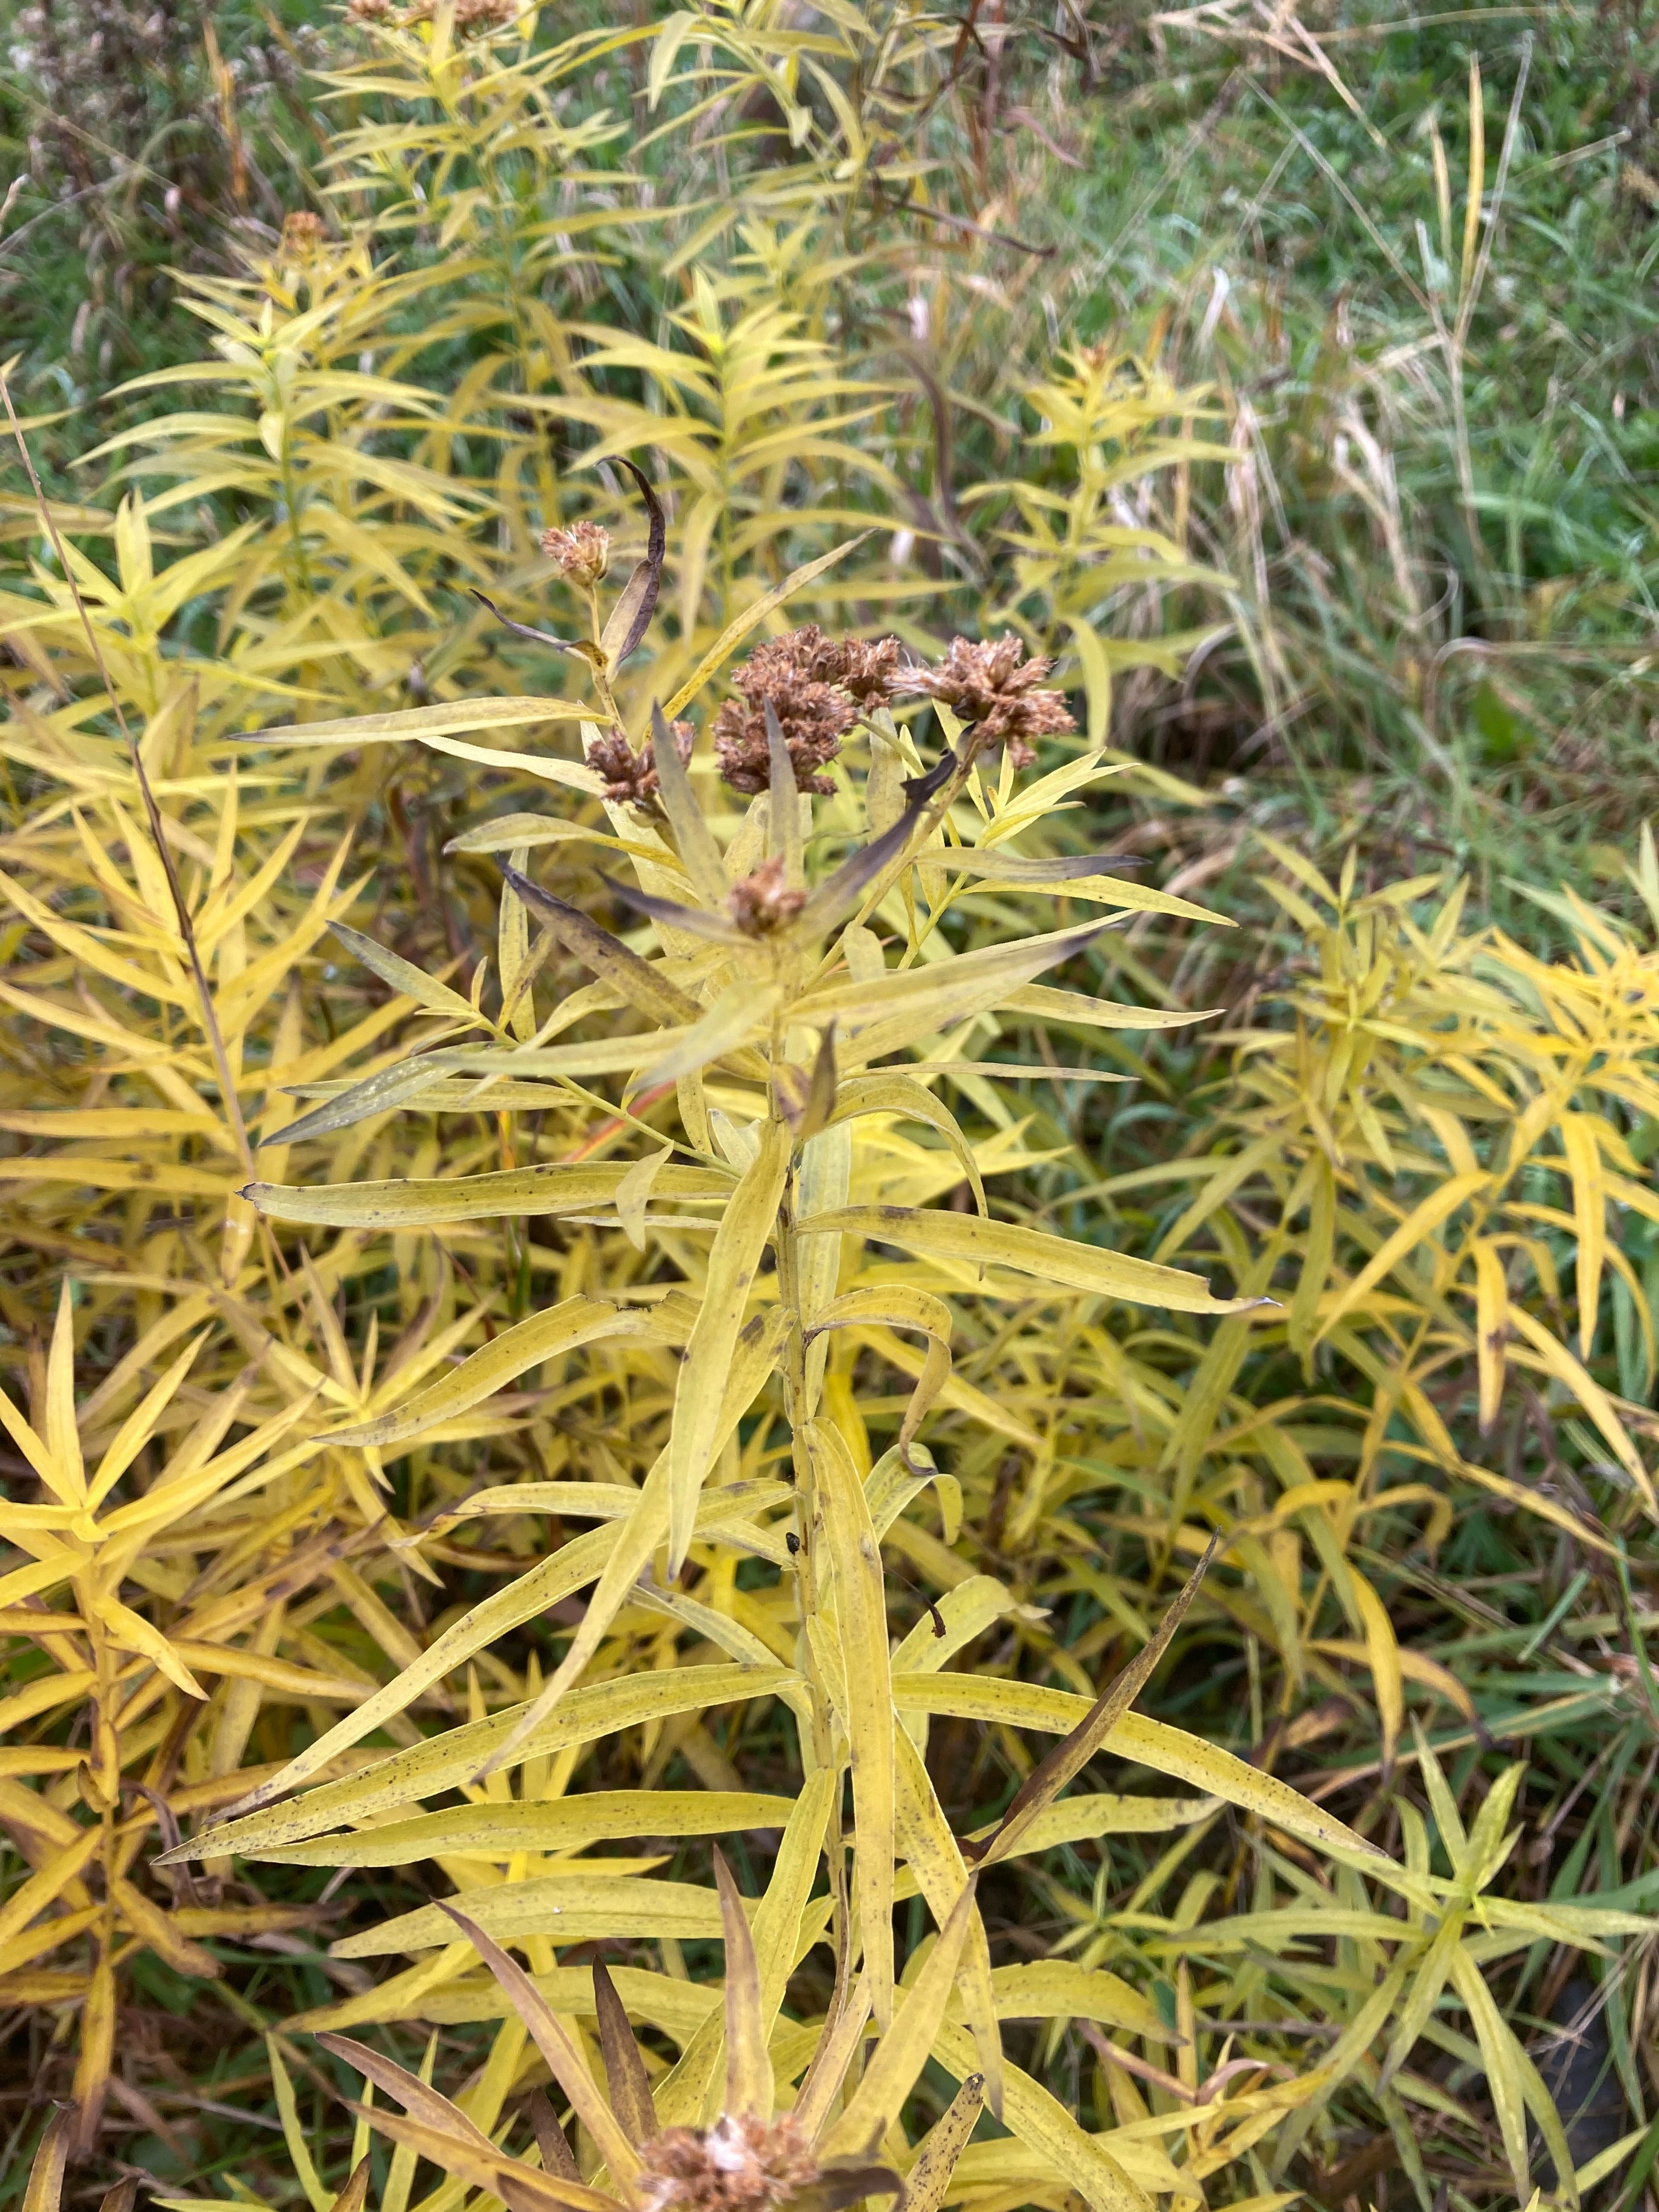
[
  {"xmin": 930, "ymin": 2023, "xmax": 1151, "ymax": 2212},
  {"xmin": 1560, "ymin": 1113, "xmax": 1607, "ymax": 1358},
  {"xmin": 824, "ymin": 1882, "xmax": 976, "ymax": 2156},
  {"xmin": 812, "ymin": 1416, "xmax": 897, "ymax": 2029},
  {"xmin": 1353, "ymin": 1573, "xmax": 1404, "ymax": 1775},
  {"xmin": 1317, "ymin": 1171, "xmax": 1488, "ymax": 1341},
  {"xmin": 1473, "ymin": 1239, "xmax": 1509, "ymax": 1431},
  {"xmin": 667, "ymin": 1122, "xmax": 789, "ymax": 1573},
  {"xmin": 246, "ymin": 1160, "xmax": 733, "ymax": 1229},
  {"xmin": 662, "ymin": 535, "xmax": 872, "ymax": 720},
  {"xmin": 331, "ymin": 1297, "xmax": 646, "ymax": 1450},
  {"xmin": 1505, "ymin": 1307, "xmax": 1655, "ymax": 1510},
  {"xmin": 893, "ymin": 1674, "xmax": 1385, "ymax": 1861},
  {"xmin": 268, "ymin": 2035, "xmax": 333, "ymax": 2212},
  {"xmin": 802, "ymin": 1205, "xmax": 1266, "ymax": 1316},
  {"xmin": 435, "ymin": 1906, "xmax": 641, "ymax": 2185},
  {"xmin": 714, "ymin": 1848, "xmax": 771, "ymax": 2121},
  {"xmin": 1449, "ymin": 1949, "xmax": 1531, "ymax": 2201},
  {"xmin": 903, "ymin": 2076, "xmax": 986, "ymax": 2212},
  {"xmin": 179, "ymin": 1664, "xmax": 798, "ymax": 1860},
  {"xmin": 617, "ymin": 1146, "xmax": 673, "ymax": 1252},
  {"xmin": 893, "ymin": 1729, "xmax": 1003, "ymax": 2118},
  {"xmin": 21, "ymin": 2106, "xmax": 72, "ymax": 2212},
  {"xmin": 43, "ymin": 1282, "xmax": 84, "ymax": 1505},
  {"xmin": 975, "ymin": 1541, "xmax": 1216, "ymax": 1870}
]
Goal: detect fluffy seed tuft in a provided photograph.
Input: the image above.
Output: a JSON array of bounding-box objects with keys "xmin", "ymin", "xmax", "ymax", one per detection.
[
  {"xmin": 636, "ymin": 2114, "xmax": 821, "ymax": 2212},
  {"xmin": 727, "ymin": 856, "xmax": 806, "ymax": 938},
  {"xmin": 541, "ymin": 519, "xmax": 612, "ymax": 587},
  {"xmin": 889, "ymin": 632, "xmax": 1075, "ymax": 767},
  {"xmin": 588, "ymin": 719, "xmax": 694, "ymax": 810}
]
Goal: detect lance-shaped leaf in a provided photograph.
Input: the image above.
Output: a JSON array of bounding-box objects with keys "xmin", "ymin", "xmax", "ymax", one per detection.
[
  {"xmin": 774, "ymin": 1022, "xmax": 838, "ymax": 1142},
  {"xmin": 903, "ymin": 2076, "xmax": 986, "ymax": 2212},
  {"xmin": 944, "ymin": 852, "xmax": 1225, "ymax": 922},
  {"xmin": 634, "ymin": 983, "xmax": 780, "ymax": 1094},
  {"xmin": 329, "ymin": 924, "xmax": 483, "ymax": 1026},
  {"xmin": 255, "ymin": 1789, "xmax": 798, "ymax": 1867},
  {"xmin": 714, "ymin": 1847, "xmax": 771, "ymax": 2121},
  {"xmin": 789, "ymin": 783, "xmax": 953, "ymax": 943},
  {"xmin": 601, "ymin": 871, "xmax": 748, "ymax": 946},
  {"xmin": 174, "ymin": 1663, "xmax": 799, "ymax": 1859},
  {"xmin": 650, "ymin": 700, "xmax": 727, "ymax": 907},
  {"xmin": 828, "ymin": 1074, "xmax": 985, "ymax": 1215},
  {"xmin": 500, "ymin": 865, "xmax": 704, "ymax": 1027},
  {"xmin": 944, "ymin": 850, "xmax": 1144, "ymax": 884},
  {"xmin": 244, "ymin": 1160, "xmax": 733, "ymax": 1229},
  {"xmin": 764, "ymin": 702, "xmax": 803, "ymax": 882},
  {"xmin": 812, "ymin": 1416, "xmax": 897, "ymax": 2029},
  {"xmin": 794, "ymin": 921, "xmax": 1110, "ymax": 1066},
  {"xmin": 892, "ymin": 1674, "xmax": 1384, "ymax": 1860},
  {"xmin": 661, "ymin": 533, "xmax": 873, "ymax": 720},
  {"xmin": 320, "ymin": 2033, "xmax": 622, "ymax": 2212},
  {"xmin": 593, "ymin": 1960, "xmax": 659, "ymax": 2146},
  {"xmin": 436, "ymin": 1905, "xmax": 642, "ymax": 2185},
  {"xmin": 328, "ymin": 1295, "xmax": 652, "ymax": 1451},
  {"xmin": 806, "ymin": 1286, "xmax": 952, "ymax": 1463},
  {"xmin": 652, "ymin": 1771, "xmax": 835, "ymax": 2131},
  {"xmin": 823, "ymin": 1881, "xmax": 976, "ymax": 2157},
  {"xmin": 800, "ymin": 1206, "xmax": 1272, "ymax": 1316},
  {"xmin": 471, "ymin": 591, "xmax": 595, "ymax": 661},
  {"xmin": 1001, "ymin": 982, "xmax": 1218, "ymax": 1032},
  {"xmin": 893, "ymin": 1729, "xmax": 1003, "ymax": 2117},
  {"xmin": 343, "ymin": 2104, "xmax": 611, "ymax": 2212},
  {"xmin": 240, "ymin": 697, "xmax": 589, "ymax": 746},
  {"xmin": 967, "ymin": 1538, "xmax": 1217, "ymax": 1869},
  {"xmin": 528, "ymin": 2091, "xmax": 582, "ymax": 2183},
  {"xmin": 21, "ymin": 2106, "xmax": 71, "ymax": 2212},
  {"xmin": 667, "ymin": 1121, "xmax": 790, "ymax": 1573},
  {"xmin": 444, "ymin": 814, "xmax": 628, "ymax": 857},
  {"xmin": 478, "ymin": 1312, "xmax": 791, "ymax": 1780},
  {"xmin": 599, "ymin": 458, "xmax": 667, "ymax": 666},
  {"xmin": 274, "ymin": 1054, "xmax": 455, "ymax": 1146}
]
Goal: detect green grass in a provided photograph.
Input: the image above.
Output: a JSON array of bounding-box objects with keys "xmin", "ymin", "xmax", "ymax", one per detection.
[{"xmin": 1037, "ymin": 0, "xmax": 1659, "ymax": 926}]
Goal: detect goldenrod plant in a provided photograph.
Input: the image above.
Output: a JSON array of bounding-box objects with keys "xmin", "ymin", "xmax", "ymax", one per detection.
[{"xmin": 3, "ymin": 1, "xmax": 1657, "ymax": 2204}]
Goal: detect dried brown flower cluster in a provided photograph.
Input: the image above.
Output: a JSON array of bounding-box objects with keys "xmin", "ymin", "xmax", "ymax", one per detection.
[
  {"xmin": 636, "ymin": 2114, "xmax": 821, "ymax": 2212},
  {"xmin": 541, "ymin": 519, "xmax": 611, "ymax": 588},
  {"xmin": 893, "ymin": 633, "xmax": 1075, "ymax": 767},
  {"xmin": 278, "ymin": 212, "xmax": 329, "ymax": 258},
  {"xmin": 781, "ymin": 624, "xmax": 904, "ymax": 705},
  {"xmin": 713, "ymin": 627, "xmax": 872, "ymax": 795},
  {"xmin": 726, "ymin": 857, "xmax": 806, "ymax": 938},
  {"xmin": 588, "ymin": 720, "xmax": 694, "ymax": 810},
  {"xmin": 348, "ymin": 0, "xmax": 517, "ymax": 30}
]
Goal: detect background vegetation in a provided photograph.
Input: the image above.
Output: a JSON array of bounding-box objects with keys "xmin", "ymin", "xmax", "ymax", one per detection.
[{"xmin": 3, "ymin": 3, "xmax": 1658, "ymax": 2210}]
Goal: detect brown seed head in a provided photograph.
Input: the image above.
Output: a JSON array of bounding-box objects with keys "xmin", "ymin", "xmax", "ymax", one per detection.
[
  {"xmin": 889, "ymin": 632, "xmax": 1075, "ymax": 768},
  {"xmin": 541, "ymin": 519, "xmax": 612, "ymax": 588},
  {"xmin": 636, "ymin": 2113, "xmax": 821, "ymax": 2212},
  {"xmin": 346, "ymin": 0, "xmax": 399, "ymax": 21},
  {"xmin": 727, "ymin": 856, "xmax": 806, "ymax": 939},
  {"xmin": 777, "ymin": 623, "xmax": 904, "ymax": 705},
  {"xmin": 588, "ymin": 719, "xmax": 693, "ymax": 810},
  {"xmin": 279, "ymin": 212, "xmax": 329, "ymax": 257},
  {"xmin": 713, "ymin": 628, "xmax": 864, "ymax": 797}
]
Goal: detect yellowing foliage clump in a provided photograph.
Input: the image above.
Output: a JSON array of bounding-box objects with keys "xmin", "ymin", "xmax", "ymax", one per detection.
[{"xmin": 2, "ymin": 5, "xmax": 1656, "ymax": 2209}]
